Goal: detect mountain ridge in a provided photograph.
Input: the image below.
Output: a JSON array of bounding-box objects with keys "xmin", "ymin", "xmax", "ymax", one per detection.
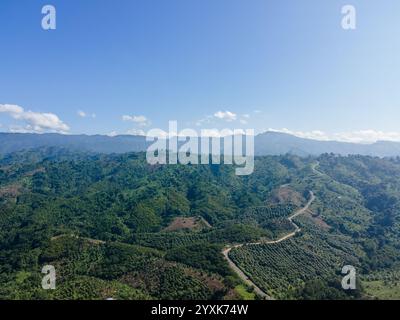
[{"xmin": 1, "ymin": 131, "xmax": 400, "ymax": 157}]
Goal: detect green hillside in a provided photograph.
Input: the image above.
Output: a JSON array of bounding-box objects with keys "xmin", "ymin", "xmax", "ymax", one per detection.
[{"xmin": 1, "ymin": 149, "xmax": 399, "ymax": 300}]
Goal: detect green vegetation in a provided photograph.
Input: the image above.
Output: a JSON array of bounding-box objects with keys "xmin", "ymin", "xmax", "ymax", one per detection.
[
  {"xmin": 241, "ymin": 204, "xmax": 297, "ymax": 239},
  {"xmin": 1, "ymin": 149, "xmax": 400, "ymax": 299},
  {"xmin": 229, "ymin": 215, "xmax": 361, "ymax": 299},
  {"xmin": 234, "ymin": 285, "xmax": 256, "ymax": 300},
  {"xmin": 361, "ymin": 267, "xmax": 400, "ymax": 299}
]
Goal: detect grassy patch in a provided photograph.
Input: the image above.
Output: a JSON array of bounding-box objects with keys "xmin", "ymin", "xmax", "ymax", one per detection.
[
  {"xmin": 234, "ymin": 285, "xmax": 256, "ymax": 300},
  {"xmin": 363, "ymin": 280, "xmax": 400, "ymax": 300}
]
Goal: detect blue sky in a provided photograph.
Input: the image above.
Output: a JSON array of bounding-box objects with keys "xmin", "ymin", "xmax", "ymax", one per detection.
[{"xmin": 0, "ymin": 0, "xmax": 399, "ymax": 142}]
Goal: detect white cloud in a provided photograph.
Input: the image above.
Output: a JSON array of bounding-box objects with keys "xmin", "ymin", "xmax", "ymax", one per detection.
[
  {"xmin": 333, "ymin": 130, "xmax": 400, "ymax": 144},
  {"xmin": 268, "ymin": 128, "xmax": 330, "ymax": 141},
  {"xmin": 200, "ymin": 128, "xmax": 254, "ymax": 137},
  {"xmin": 126, "ymin": 128, "xmax": 146, "ymax": 136},
  {"xmin": 122, "ymin": 115, "xmax": 150, "ymax": 127},
  {"xmin": 196, "ymin": 111, "xmax": 249, "ymax": 127},
  {"xmin": 214, "ymin": 110, "xmax": 237, "ymax": 122},
  {"xmin": 0, "ymin": 104, "xmax": 24, "ymax": 114},
  {"xmin": 78, "ymin": 110, "xmax": 96, "ymax": 118},
  {"xmin": 8, "ymin": 125, "xmax": 39, "ymax": 134},
  {"xmin": 267, "ymin": 128, "xmax": 400, "ymax": 144},
  {"xmin": 107, "ymin": 131, "xmax": 118, "ymax": 137},
  {"xmin": 0, "ymin": 104, "xmax": 70, "ymax": 133}
]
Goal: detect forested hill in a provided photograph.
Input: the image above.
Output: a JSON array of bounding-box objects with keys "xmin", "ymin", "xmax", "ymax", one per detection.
[
  {"xmin": 2, "ymin": 132, "xmax": 400, "ymax": 157},
  {"xmin": 1, "ymin": 148, "xmax": 400, "ymax": 299}
]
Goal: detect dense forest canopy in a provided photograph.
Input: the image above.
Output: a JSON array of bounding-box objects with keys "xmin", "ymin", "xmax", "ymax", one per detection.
[{"xmin": 1, "ymin": 148, "xmax": 399, "ymax": 300}]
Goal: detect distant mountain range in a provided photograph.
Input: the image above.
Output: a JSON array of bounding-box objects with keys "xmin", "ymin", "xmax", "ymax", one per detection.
[
  {"xmin": 1, "ymin": 132, "xmax": 400, "ymax": 157},
  {"xmin": 254, "ymin": 132, "xmax": 400, "ymax": 157}
]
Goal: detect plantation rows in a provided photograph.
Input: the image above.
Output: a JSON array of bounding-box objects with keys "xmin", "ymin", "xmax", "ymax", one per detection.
[
  {"xmin": 134, "ymin": 224, "xmax": 265, "ymax": 250},
  {"xmin": 134, "ymin": 232, "xmax": 209, "ymax": 250},
  {"xmin": 295, "ymin": 215, "xmax": 361, "ymax": 265},
  {"xmin": 229, "ymin": 236, "xmax": 344, "ymax": 298},
  {"xmin": 241, "ymin": 204, "xmax": 296, "ymax": 238},
  {"xmin": 243, "ymin": 204, "xmax": 295, "ymax": 221},
  {"xmin": 134, "ymin": 206, "xmax": 301, "ymax": 252},
  {"xmin": 362, "ymin": 267, "xmax": 400, "ymax": 282}
]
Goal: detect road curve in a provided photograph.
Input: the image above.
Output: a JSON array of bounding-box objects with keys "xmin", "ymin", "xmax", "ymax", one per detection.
[
  {"xmin": 222, "ymin": 246, "xmax": 272, "ymax": 299},
  {"xmin": 222, "ymin": 190, "xmax": 315, "ymax": 300}
]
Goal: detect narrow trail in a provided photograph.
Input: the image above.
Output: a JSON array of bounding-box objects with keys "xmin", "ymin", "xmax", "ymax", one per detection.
[
  {"xmin": 311, "ymin": 161, "xmax": 325, "ymax": 177},
  {"xmin": 222, "ymin": 190, "xmax": 316, "ymax": 300}
]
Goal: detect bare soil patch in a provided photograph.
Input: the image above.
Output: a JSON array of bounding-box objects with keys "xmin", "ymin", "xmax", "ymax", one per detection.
[
  {"xmin": 164, "ymin": 216, "xmax": 211, "ymax": 232},
  {"xmin": 0, "ymin": 184, "xmax": 22, "ymax": 198},
  {"xmin": 270, "ymin": 186, "xmax": 304, "ymax": 206}
]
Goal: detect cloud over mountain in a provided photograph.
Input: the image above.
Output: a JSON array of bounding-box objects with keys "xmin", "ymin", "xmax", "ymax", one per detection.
[
  {"xmin": 122, "ymin": 115, "xmax": 150, "ymax": 127},
  {"xmin": 0, "ymin": 104, "xmax": 70, "ymax": 133},
  {"xmin": 214, "ymin": 111, "xmax": 237, "ymax": 122},
  {"xmin": 269, "ymin": 128, "xmax": 400, "ymax": 144}
]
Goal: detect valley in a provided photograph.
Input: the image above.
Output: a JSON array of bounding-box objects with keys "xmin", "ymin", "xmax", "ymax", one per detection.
[{"xmin": 0, "ymin": 149, "xmax": 399, "ymax": 300}]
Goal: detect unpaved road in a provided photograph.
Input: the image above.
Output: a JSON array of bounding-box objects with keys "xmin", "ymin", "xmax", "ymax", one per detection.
[
  {"xmin": 311, "ymin": 161, "xmax": 325, "ymax": 177},
  {"xmin": 222, "ymin": 190, "xmax": 315, "ymax": 300},
  {"xmin": 222, "ymin": 246, "xmax": 272, "ymax": 299}
]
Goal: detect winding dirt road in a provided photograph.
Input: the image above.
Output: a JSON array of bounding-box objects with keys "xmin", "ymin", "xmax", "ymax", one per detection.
[{"xmin": 222, "ymin": 190, "xmax": 315, "ymax": 300}]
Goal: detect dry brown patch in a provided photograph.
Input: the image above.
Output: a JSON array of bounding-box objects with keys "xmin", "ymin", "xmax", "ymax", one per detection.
[
  {"xmin": 164, "ymin": 216, "xmax": 210, "ymax": 232},
  {"xmin": 270, "ymin": 186, "xmax": 304, "ymax": 206},
  {"xmin": 0, "ymin": 184, "xmax": 22, "ymax": 198}
]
